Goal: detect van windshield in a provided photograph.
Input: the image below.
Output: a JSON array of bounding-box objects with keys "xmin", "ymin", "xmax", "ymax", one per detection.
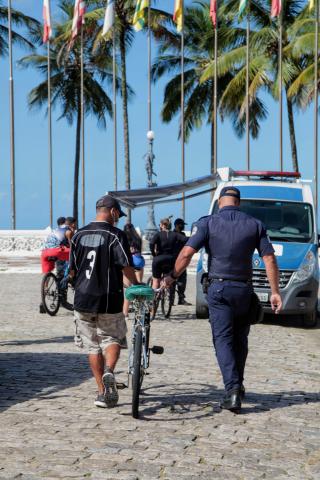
[{"xmin": 240, "ymin": 200, "xmax": 314, "ymax": 242}]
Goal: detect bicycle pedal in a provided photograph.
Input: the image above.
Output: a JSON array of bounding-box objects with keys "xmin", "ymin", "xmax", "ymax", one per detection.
[
  {"xmin": 116, "ymin": 382, "xmax": 128, "ymax": 390},
  {"xmin": 151, "ymin": 345, "xmax": 164, "ymax": 354}
]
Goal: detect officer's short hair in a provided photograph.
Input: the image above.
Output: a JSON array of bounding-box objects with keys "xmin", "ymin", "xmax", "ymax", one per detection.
[{"xmin": 219, "ymin": 186, "xmax": 241, "ymax": 200}]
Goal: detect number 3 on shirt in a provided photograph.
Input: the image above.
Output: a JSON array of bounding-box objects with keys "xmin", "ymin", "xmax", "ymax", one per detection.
[{"xmin": 86, "ymin": 250, "xmax": 96, "ymax": 279}]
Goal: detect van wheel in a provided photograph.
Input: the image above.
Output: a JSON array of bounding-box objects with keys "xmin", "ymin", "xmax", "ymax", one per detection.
[
  {"xmin": 302, "ymin": 310, "xmax": 318, "ymax": 328},
  {"xmin": 196, "ymin": 301, "xmax": 209, "ymax": 319}
]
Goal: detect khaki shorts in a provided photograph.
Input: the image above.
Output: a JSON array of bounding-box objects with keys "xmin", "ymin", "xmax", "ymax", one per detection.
[{"xmin": 74, "ymin": 310, "xmax": 128, "ymax": 354}]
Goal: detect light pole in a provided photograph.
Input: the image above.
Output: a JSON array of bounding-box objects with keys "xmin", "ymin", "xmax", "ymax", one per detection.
[{"xmin": 144, "ymin": 130, "xmax": 158, "ymax": 240}]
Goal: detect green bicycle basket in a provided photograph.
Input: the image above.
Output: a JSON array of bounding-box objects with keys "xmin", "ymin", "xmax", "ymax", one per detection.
[{"xmin": 125, "ymin": 285, "xmax": 154, "ymax": 301}]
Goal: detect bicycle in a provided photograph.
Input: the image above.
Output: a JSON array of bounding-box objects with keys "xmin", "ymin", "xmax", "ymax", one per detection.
[
  {"xmin": 125, "ymin": 285, "xmax": 164, "ymax": 419},
  {"xmin": 147, "ymin": 275, "xmax": 176, "ymax": 320},
  {"xmin": 41, "ymin": 258, "xmax": 74, "ymax": 316}
]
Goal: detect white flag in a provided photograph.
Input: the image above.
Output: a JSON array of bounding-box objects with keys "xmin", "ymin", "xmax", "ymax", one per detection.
[{"xmin": 102, "ymin": 0, "xmax": 115, "ymax": 36}]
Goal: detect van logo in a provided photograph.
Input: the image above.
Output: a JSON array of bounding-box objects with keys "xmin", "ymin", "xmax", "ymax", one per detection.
[{"xmin": 253, "ymin": 258, "xmax": 260, "ymax": 267}]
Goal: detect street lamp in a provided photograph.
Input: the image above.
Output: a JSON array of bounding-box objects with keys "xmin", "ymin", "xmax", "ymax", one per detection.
[{"xmin": 144, "ymin": 130, "xmax": 158, "ymax": 240}]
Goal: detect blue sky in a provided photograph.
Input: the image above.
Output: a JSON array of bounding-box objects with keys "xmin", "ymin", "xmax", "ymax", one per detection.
[{"xmin": 0, "ymin": 0, "xmax": 315, "ymax": 230}]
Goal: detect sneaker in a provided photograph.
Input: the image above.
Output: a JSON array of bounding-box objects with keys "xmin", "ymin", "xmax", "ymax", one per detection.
[
  {"xmin": 94, "ymin": 393, "xmax": 108, "ymax": 408},
  {"xmin": 102, "ymin": 368, "xmax": 119, "ymax": 408}
]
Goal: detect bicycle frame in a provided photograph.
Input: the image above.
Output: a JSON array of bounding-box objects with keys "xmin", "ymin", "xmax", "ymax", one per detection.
[{"xmin": 128, "ymin": 298, "xmax": 152, "ymax": 378}]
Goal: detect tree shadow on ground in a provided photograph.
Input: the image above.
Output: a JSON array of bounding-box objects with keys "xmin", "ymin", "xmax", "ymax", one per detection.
[
  {"xmin": 0, "ymin": 352, "xmax": 91, "ymax": 413},
  {"xmin": 130, "ymin": 382, "xmax": 320, "ymax": 421},
  {"xmin": 0, "ymin": 336, "xmax": 74, "ymax": 347}
]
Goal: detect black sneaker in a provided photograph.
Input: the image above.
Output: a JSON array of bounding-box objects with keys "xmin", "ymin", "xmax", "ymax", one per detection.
[
  {"xmin": 102, "ymin": 368, "xmax": 119, "ymax": 408},
  {"xmin": 94, "ymin": 393, "xmax": 107, "ymax": 408}
]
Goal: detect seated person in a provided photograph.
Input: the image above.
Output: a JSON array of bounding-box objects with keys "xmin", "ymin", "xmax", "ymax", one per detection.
[
  {"xmin": 150, "ymin": 217, "xmax": 187, "ymax": 290},
  {"xmin": 41, "ymin": 216, "xmax": 76, "ymax": 274}
]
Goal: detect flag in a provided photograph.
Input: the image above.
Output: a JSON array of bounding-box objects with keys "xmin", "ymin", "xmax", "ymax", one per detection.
[
  {"xmin": 210, "ymin": 0, "xmax": 217, "ymax": 27},
  {"xmin": 309, "ymin": 0, "xmax": 315, "ymax": 10},
  {"xmin": 173, "ymin": 0, "xmax": 183, "ymax": 32},
  {"xmin": 271, "ymin": 0, "xmax": 282, "ymax": 17},
  {"xmin": 102, "ymin": 0, "xmax": 115, "ymax": 36},
  {"xmin": 71, "ymin": 0, "xmax": 86, "ymax": 39},
  {"xmin": 43, "ymin": 0, "xmax": 52, "ymax": 43},
  {"xmin": 238, "ymin": 0, "xmax": 248, "ymax": 17},
  {"xmin": 133, "ymin": 0, "xmax": 149, "ymax": 32}
]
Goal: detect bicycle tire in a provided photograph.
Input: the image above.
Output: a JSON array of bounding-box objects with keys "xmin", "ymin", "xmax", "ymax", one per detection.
[
  {"xmin": 161, "ymin": 285, "xmax": 174, "ymax": 318},
  {"xmin": 41, "ymin": 273, "xmax": 60, "ymax": 316},
  {"xmin": 132, "ymin": 326, "xmax": 143, "ymax": 419}
]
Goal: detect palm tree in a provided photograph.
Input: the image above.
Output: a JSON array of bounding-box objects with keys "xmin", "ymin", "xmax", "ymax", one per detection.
[
  {"xmin": 202, "ymin": 0, "xmax": 305, "ymax": 172},
  {"xmin": 93, "ymin": 0, "xmax": 171, "ymax": 222},
  {"xmin": 0, "ymin": 0, "xmax": 39, "ymax": 56},
  {"xmin": 152, "ymin": 1, "xmax": 249, "ymax": 173},
  {"xmin": 20, "ymin": 0, "xmax": 116, "ymax": 222},
  {"xmin": 286, "ymin": 6, "xmax": 319, "ymax": 110},
  {"xmin": 153, "ymin": 0, "xmax": 304, "ymax": 173}
]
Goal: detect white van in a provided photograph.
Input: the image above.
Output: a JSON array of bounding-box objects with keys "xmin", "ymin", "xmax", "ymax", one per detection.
[{"xmin": 196, "ymin": 168, "xmax": 319, "ymax": 327}]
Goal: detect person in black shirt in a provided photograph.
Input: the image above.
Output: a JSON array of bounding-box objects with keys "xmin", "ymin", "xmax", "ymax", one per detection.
[
  {"xmin": 69, "ymin": 195, "xmax": 138, "ymax": 409},
  {"xmin": 149, "ymin": 217, "xmax": 187, "ymax": 289}
]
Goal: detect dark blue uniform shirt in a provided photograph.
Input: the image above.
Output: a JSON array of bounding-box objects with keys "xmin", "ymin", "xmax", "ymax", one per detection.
[{"xmin": 187, "ymin": 206, "xmax": 274, "ymax": 281}]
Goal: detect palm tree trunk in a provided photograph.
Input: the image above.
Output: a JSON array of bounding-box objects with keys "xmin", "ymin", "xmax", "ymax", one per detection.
[
  {"xmin": 73, "ymin": 96, "xmax": 81, "ymax": 224},
  {"xmin": 286, "ymin": 89, "xmax": 299, "ymax": 173},
  {"xmin": 119, "ymin": 24, "xmax": 131, "ymax": 223}
]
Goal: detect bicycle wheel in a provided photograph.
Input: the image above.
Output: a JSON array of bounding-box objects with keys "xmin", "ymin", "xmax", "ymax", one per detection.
[
  {"xmin": 41, "ymin": 273, "xmax": 60, "ymax": 316},
  {"xmin": 132, "ymin": 326, "xmax": 143, "ymax": 419},
  {"xmin": 161, "ymin": 285, "xmax": 174, "ymax": 318}
]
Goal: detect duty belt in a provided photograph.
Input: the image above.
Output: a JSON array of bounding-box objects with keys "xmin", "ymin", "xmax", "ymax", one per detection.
[{"xmin": 210, "ymin": 277, "xmax": 252, "ymax": 285}]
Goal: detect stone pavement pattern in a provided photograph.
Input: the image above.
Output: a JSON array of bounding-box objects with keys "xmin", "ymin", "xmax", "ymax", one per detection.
[{"xmin": 0, "ymin": 274, "xmax": 320, "ymax": 480}]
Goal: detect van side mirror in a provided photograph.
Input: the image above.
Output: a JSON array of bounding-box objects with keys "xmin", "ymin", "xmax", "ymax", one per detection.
[{"xmin": 318, "ymin": 234, "xmax": 320, "ymax": 247}]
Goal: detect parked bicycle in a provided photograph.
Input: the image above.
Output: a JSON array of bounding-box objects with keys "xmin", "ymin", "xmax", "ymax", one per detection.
[
  {"xmin": 41, "ymin": 258, "xmax": 74, "ymax": 316},
  {"xmin": 147, "ymin": 275, "xmax": 177, "ymax": 320},
  {"xmin": 126, "ymin": 285, "xmax": 164, "ymax": 419}
]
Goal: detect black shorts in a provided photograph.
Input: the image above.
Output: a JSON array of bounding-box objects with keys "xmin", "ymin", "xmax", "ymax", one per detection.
[{"xmin": 152, "ymin": 254, "xmax": 175, "ymax": 279}]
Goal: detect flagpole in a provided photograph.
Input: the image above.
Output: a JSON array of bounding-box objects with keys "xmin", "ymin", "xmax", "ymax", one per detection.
[
  {"xmin": 145, "ymin": 0, "xmax": 157, "ymax": 238},
  {"xmin": 181, "ymin": 0, "xmax": 185, "ymax": 220},
  {"xmin": 8, "ymin": 0, "xmax": 16, "ymax": 230},
  {"xmin": 279, "ymin": 15, "xmax": 283, "ymax": 171},
  {"xmin": 48, "ymin": 40, "xmax": 53, "ymax": 226},
  {"xmin": 246, "ymin": 13, "xmax": 250, "ymax": 170},
  {"xmin": 113, "ymin": 24, "xmax": 118, "ymax": 191},
  {"xmin": 148, "ymin": 1, "xmax": 152, "ymax": 133},
  {"xmin": 81, "ymin": 24, "xmax": 85, "ymax": 226},
  {"xmin": 213, "ymin": 3, "xmax": 218, "ymax": 174},
  {"xmin": 314, "ymin": 0, "xmax": 319, "ymax": 211}
]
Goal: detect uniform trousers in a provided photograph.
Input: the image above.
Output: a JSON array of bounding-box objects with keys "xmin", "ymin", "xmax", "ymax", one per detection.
[{"xmin": 207, "ymin": 280, "xmax": 252, "ymax": 392}]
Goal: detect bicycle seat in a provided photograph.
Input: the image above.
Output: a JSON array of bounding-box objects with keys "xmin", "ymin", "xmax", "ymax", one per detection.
[{"xmin": 125, "ymin": 285, "xmax": 154, "ymax": 301}]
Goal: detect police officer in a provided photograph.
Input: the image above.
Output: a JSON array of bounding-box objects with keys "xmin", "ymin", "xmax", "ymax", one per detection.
[{"xmin": 164, "ymin": 187, "xmax": 282, "ymax": 413}]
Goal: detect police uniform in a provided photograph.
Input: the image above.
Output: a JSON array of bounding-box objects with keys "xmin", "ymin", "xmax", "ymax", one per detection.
[{"xmin": 186, "ymin": 187, "xmax": 274, "ymax": 399}]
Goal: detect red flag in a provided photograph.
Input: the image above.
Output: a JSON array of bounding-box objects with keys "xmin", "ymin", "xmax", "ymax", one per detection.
[
  {"xmin": 71, "ymin": 0, "xmax": 86, "ymax": 39},
  {"xmin": 271, "ymin": 0, "xmax": 282, "ymax": 17},
  {"xmin": 43, "ymin": 0, "xmax": 52, "ymax": 43},
  {"xmin": 210, "ymin": 0, "xmax": 217, "ymax": 28}
]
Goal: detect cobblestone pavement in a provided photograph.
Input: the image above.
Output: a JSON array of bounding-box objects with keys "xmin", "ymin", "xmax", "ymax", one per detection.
[{"xmin": 0, "ymin": 274, "xmax": 320, "ymax": 480}]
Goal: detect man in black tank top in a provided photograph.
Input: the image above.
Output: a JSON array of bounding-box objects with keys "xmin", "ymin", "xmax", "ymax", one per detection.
[{"xmin": 149, "ymin": 217, "xmax": 186, "ymax": 290}]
